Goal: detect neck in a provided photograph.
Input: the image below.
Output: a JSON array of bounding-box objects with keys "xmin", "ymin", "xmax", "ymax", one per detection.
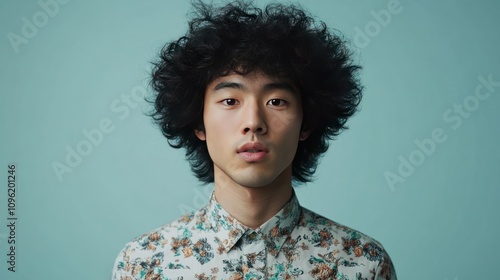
[{"xmin": 213, "ymin": 167, "xmax": 293, "ymax": 229}]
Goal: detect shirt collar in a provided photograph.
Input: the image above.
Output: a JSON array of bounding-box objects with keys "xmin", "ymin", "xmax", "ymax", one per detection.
[{"xmin": 206, "ymin": 191, "xmax": 301, "ymax": 257}]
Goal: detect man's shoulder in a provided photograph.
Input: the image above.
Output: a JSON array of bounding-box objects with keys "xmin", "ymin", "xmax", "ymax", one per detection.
[
  {"xmin": 115, "ymin": 207, "xmax": 209, "ymax": 261},
  {"xmin": 292, "ymin": 206, "xmax": 396, "ymax": 279},
  {"xmin": 296, "ymin": 206, "xmax": 388, "ymax": 259},
  {"xmin": 112, "ymin": 208, "xmax": 212, "ymax": 278},
  {"xmin": 299, "ymin": 206, "xmax": 382, "ymax": 243}
]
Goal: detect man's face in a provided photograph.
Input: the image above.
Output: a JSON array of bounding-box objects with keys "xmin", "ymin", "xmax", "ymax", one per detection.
[{"xmin": 195, "ymin": 71, "xmax": 310, "ymax": 188}]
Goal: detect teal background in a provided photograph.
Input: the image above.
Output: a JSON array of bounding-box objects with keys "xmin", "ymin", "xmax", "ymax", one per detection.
[{"xmin": 1, "ymin": 0, "xmax": 499, "ymax": 279}]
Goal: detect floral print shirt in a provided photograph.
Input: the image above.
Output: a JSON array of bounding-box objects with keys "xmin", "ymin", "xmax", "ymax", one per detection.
[{"xmin": 112, "ymin": 192, "xmax": 396, "ymax": 280}]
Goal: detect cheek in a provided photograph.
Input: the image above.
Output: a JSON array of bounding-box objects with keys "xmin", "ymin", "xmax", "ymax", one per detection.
[
  {"xmin": 268, "ymin": 112, "xmax": 303, "ymax": 136},
  {"xmin": 203, "ymin": 109, "xmax": 236, "ymax": 147}
]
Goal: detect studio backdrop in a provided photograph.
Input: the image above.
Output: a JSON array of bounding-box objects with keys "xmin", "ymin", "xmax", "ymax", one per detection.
[{"xmin": 1, "ymin": 0, "xmax": 499, "ymax": 279}]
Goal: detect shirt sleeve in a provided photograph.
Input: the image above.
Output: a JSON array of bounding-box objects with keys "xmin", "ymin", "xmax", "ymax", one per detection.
[
  {"xmin": 375, "ymin": 248, "xmax": 397, "ymax": 280},
  {"xmin": 111, "ymin": 247, "xmax": 133, "ymax": 280}
]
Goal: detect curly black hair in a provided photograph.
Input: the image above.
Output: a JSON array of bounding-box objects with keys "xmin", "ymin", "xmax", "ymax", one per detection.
[{"xmin": 149, "ymin": 0, "xmax": 362, "ymax": 184}]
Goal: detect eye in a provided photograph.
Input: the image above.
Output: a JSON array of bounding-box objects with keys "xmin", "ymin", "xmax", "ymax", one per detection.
[
  {"xmin": 221, "ymin": 99, "xmax": 239, "ymax": 106},
  {"xmin": 267, "ymin": 99, "xmax": 287, "ymax": 107}
]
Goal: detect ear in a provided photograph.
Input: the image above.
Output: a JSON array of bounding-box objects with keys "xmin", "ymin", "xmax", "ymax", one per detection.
[
  {"xmin": 299, "ymin": 129, "xmax": 311, "ymax": 141},
  {"xmin": 194, "ymin": 129, "xmax": 206, "ymax": 141}
]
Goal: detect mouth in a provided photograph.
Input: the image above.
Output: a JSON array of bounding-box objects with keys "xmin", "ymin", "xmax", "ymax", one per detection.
[
  {"xmin": 238, "ymin": 151, "xmax": 268, "ymax": 162},
  {"xmin": 237, "ymin": 142, "xmax": 269, "ymax": 153},
  {"xmin": 237, "ymin": 142, "xmax": 269, "ymax": 162}
]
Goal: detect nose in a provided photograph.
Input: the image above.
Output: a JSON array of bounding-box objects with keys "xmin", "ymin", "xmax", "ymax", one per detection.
[{"xmin": 242, "ymin": 101, "xmax": 267, "ymax": 135}]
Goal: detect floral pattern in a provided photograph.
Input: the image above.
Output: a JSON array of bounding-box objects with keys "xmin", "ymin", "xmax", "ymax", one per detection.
[{"xmin": 112, "ymin": 192, "xmax": 396, "ymax": 279}]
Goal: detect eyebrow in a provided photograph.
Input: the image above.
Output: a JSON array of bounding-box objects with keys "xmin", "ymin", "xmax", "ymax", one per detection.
[
  {"xmin": 212, "ymin": 81, "xmax": 298, "ymax": 95},
  {"xmin": 213, "ymin": 82, "xmax": 246, "ymax": 91},
  {"xmin": 262, "ymin": 82, "xmax": 298, "ymax": 95}
]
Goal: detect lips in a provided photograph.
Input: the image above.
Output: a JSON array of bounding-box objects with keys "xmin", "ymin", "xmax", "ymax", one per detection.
[
  {"xmin": 237, "ymin": 142, "xmax": 269, "ymax": 162},
  {"xmin": 237, "ymin": 142, "xmax": 269, "ymax": 153}
]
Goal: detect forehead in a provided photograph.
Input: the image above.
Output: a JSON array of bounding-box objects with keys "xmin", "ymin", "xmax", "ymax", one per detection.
[{"xmin": 206, "ymin": 71, "xmax": 300, "ymax": 95}]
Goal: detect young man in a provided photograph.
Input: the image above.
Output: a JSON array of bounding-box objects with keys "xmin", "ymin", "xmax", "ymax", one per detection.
[{"xmin": 112, "ymin": 1, "xmax": 396, "ymax": 279}]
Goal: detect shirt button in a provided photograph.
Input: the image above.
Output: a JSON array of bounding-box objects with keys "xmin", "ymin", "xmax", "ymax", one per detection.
[{"xmin": 249, "ymin": 232, "xmax": 257, "ymax": 240}]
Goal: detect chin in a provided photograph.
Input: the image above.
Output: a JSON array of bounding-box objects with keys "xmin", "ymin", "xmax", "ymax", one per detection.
[
  {"xmin": 229, "ymin": 164, "xmax": 291, "ymax": 188},
  {"xmin": 234, "ymin": 174, "xmax": 277, "ymax": 188}
]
